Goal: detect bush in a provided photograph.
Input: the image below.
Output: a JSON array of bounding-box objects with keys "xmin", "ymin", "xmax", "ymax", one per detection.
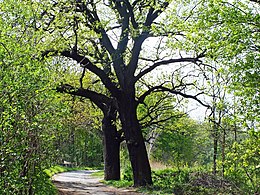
[{"xmin": 139, "ymin": 168, "xmax": 242, "ymax": 195}]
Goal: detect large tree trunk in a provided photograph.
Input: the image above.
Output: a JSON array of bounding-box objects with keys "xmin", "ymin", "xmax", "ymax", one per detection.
[
  {"xmin": 102, "ymin": 109, "xmax": 120, "ymax": 180},
  {"xmin": 118, "ymin": 91, "xmax": 152, "ymax": 186}
]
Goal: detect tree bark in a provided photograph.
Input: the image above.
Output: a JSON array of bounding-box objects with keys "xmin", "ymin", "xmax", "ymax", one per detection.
[
  {"xmin": 102, "ymin": 113, "xmax": 120, "ymax": 180},
  {"xmin": 118, "ymin": 90, "xmax": 152, "ymax": 186}
]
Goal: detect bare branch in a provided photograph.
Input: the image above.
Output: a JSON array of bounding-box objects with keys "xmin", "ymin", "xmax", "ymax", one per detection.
[
  {"xmin": 141, "ymin": 113, "xmax": 186, "ymax": 129},
  {"xmin": 159, "ymin": 86, "xmax": 210, "ymax": 108},
  {"xmin": 79, "ymin": 67, "xmax": 86, "ymax": 88},
  {"xmin": 0, "ymin": 42, "xmax": 11, "ymax": 58},
  {"xmin": 137, "ymin": 83, "xmax": 166, "ymax": 104},
  {"xmin": 134, "ymin": 56, "xmax": 204, "ymax": 83},
  {"xmin": 138, "ymin": 85, "xmax": 210, "ymax": 108}
]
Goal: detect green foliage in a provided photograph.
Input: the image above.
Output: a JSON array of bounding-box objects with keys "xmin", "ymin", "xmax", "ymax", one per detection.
[
  {"xmin": 0, "ymin": 1, "xmax": 70, "ymax": 194},
  {"xmin": 104, "ymin": 179, "xmax": 133, "ymax": 188},
  {"xmin": 152, "ymin": 116, "xmax": 211, "ymax": 167},
  {"xmin": 119, "ymin": 141, "xmax": 134, "ymax": 181},
  {"xmin": 149, "ymin": 168, "xmax": 243, "ymax": 194},
  {"xmin": 182, "ymin": 0, "xmax": 259, "ymax": 124},
  {"xmin": 150, "ymin": 168, "xmax": 190, "ymax": 194},
  {"xmin": 44, "ymin": 165, "xmax": 67, "ymax": 178},
  {"xmin": 225, "ymin": 130, "xmax": 260, "ymax": 194},
  {"xmin": 122, "ymin": 165, "xmax": 133, "ymax": 182},
  {"xmin": 91, "ymin": 170, "xmax": 104, "ymax": 177},
  {"xmin": 56, "ymin": 96, "xmax": 103, "ymax": 167}
]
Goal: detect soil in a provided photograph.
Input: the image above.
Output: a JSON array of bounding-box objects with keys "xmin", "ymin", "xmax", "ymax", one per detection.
[{"xmin": 52, "ymin": 170, "xmax": 143, "ymax": 195}]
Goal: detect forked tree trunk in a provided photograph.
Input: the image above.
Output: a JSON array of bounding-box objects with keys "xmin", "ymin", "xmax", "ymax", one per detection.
[
  {"xmin": 118, "ymin": 92, "xmax": 152, "ymax": 186},
  {"xmin": 102, "ymin": 112, "xmax": 121, "ymax": 180}
]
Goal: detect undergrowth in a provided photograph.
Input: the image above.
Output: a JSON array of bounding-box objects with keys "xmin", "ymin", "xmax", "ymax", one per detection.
[
  {"xmin": 105, "ymin": 167, "xmax": 247, "ymax": 194},
  {"xmin": 139, "ymin": 168, "xmax": 243, "ymax": 195}
]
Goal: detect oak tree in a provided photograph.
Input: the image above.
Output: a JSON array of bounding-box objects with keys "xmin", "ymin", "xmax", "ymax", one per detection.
[{"xmin": 38, "ymin": 0, "xmax": 207, "ymax": 186}]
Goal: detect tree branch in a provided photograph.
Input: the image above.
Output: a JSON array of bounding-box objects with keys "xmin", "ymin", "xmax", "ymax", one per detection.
[
  {"xmin": 113, "ymin": 0, "xmax": 130, "ymax": 54},
  {"xmin": 106, "ymin": 0, "xmax": 130, "ymax": 85},
  {"xmin": 56, "ymin": 84, "xmax": 110, "ymax": 111},
  {"xmin": 124, "ymin": 0, "xmax": 138, "ymax": 29},
  {"xmin": 61, "ymin": 50, "xmax": 119, "ymax": 96},
  {"xmin": 144, "ymin": 2, "xmax": 170, "ymax": 26},
  {"xmin": 249, "ymin": 0, "xmax": 260, "ymax": 5},
  {"xmin": 138, "ymin": 85, "xmax": 210, "ymax": 108},
  {"xmin": 79, "ymin": 67, "xmax": 86, "ymax": 88},
  {"xmin": 141, "ymin": 113, "xmax": 185, "ymax": 129},
  {"xmin": 134, "ymin": 55, "xmax": 205, "ymax": 83},
  {"xmin": 76, "ymin": 1, "xmax": 115, "ymax": 55},
  {"xmin": 43, "ymin": 50, "xmax": 119, "ymax": 97},
  {"xmin": 127, "ymin": 31, "xmax": 150, "ymax": 78},
  {"xmin": 126, "ymin": 1, "xmax": 171, "ymax": 79}
]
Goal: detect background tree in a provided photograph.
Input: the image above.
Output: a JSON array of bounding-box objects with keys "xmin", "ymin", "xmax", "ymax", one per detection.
[
  {"xmin": 57, "ymin": 95, "xmax": 103, "ymax": 167},
  {"xmin": 179, "ymin": 0, "xmax": 259, "ymax": 192},
  {"xmin": 152, "ymin": 115, "xmax": 210, "ymax": 168}
]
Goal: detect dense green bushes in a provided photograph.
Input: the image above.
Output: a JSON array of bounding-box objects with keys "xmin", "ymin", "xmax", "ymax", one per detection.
[
  {"xmin": 145, "ymin": 168, "xmax": 242, "ymax": 195},
  {"xmin": 0, "ymin": 2, "xmax": 69, "ymax": 193}
]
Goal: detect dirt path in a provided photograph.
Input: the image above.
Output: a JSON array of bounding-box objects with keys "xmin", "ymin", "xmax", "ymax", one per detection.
[{"xmin": 52, "ymin": 170, "xmax": 143, "ymax": 195}]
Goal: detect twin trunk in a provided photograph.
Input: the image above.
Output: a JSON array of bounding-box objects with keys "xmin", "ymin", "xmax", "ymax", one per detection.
[{"xmin": 101, "ymin": 88, "xmax": 152, "ymax": 186}]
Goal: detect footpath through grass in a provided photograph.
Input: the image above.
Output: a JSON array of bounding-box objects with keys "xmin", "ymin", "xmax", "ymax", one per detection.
[
  {"xmin": 45, "ymin": 165, "xmax": 252, "ymax": 194},
  {"xmin": 43, "ymin": 165, "xmax": 102, "ymax": 194}
]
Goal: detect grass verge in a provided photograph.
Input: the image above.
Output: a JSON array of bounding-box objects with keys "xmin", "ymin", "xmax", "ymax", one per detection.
[
  {"xmin": 104, "ymin": 180, "xmax": 134, "ymax": 188},
  {"xmin": 104, "ymin": 167, "xmax": 243, "ymax": 194},
  {"xmin": 91, "ymin": 170, "xmax": 105, "ymax": 177}
]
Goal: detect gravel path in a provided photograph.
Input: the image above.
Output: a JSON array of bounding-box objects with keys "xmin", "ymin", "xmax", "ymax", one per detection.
[{"xmin": 52, "ymin": 170, "xmax": 143, "ymax": 195}]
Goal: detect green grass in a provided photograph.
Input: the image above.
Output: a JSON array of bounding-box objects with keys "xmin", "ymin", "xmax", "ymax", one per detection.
[
  {"xmin": 91, "ymin": 170, "xmax": 104, "ymax": 177},
  {"xmin": 104, "ymin": 167, "xmax": 243, "ymax": 194},
  {"xmin": 93, "ymin": 170, "xmax": 134, "ymax": 187},
  {"xmin": 138, "ymin": 168, "xmax": 243, "ymax": 195},
  {"xmin": 44, "ymin": 165, "xmax": 67, "ymax": 177},
  {"xmin": 104, "ymin": 180, "xmax": 134, "ymax": 188},
  {"xmin": 44, "ymin": 165, "xmax": 102, "ymax": 177}
]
